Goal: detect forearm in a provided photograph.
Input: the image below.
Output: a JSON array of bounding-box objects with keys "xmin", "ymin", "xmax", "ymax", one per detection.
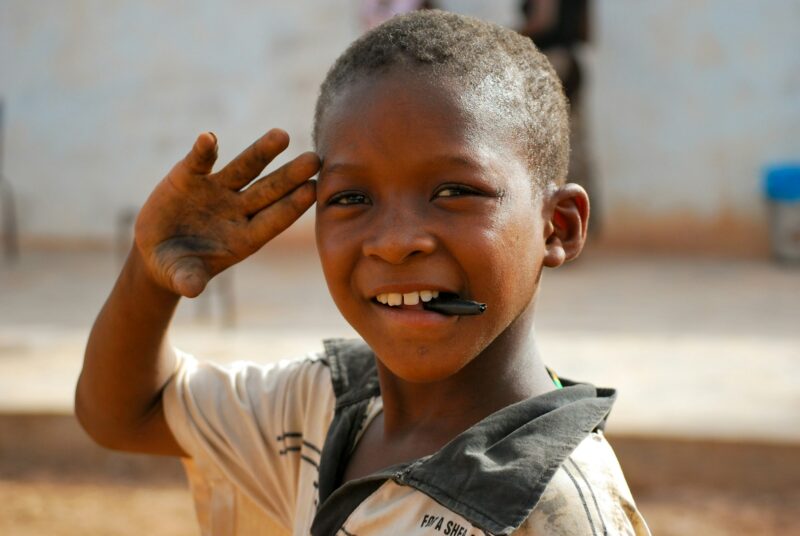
[
  {"xmin": 75, "ymin": 245, "xmax": 181, "ymax": 448},
  {"xmin": 73, "ymin": 129, "xmax": 317, "ymax": 455}
]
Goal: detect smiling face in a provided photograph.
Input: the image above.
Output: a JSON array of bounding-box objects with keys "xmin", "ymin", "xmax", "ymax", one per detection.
[{"xmin": 315, "ymin": 69, "xmax": 549, "ymax": 383}]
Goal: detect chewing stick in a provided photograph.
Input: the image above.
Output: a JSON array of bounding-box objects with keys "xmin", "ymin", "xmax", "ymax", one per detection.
[{"xmin": 423, "ymin": 298, "xmax": 486, "ymax": 316}]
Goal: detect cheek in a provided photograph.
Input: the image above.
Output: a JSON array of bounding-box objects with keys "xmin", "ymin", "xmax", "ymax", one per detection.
[
  {"xmin": 315, "ymin": 218, "xmax": 362, "ymax": 313},
  {"xmin": 316, "ymin": 221, "xmax": 344, "ymax": 287},
  {"xmin": 477, "ymin": 207, "xmax": 542, "ymax": 309}
]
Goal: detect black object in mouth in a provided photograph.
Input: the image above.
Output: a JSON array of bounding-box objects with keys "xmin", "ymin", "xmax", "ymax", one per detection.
[{"xmin": 423, "ymin": 295, "xmax": 486, "ymax": 316}]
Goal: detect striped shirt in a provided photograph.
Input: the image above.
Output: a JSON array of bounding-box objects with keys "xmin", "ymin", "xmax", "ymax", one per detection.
[{"xmin": 164, "ymin": 339, "xmax": 650, "ymax": 535}]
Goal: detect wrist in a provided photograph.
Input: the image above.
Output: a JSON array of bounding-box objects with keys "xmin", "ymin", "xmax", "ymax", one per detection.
[{"xmin": 122, "ymin": 244, "xmax": 183, "ymax": 305}]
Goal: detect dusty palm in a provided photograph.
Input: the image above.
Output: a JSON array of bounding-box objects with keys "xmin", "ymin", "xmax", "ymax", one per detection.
[{"xmin": 135, "ymin": 129, "xmax": 319, "ymax": 297}]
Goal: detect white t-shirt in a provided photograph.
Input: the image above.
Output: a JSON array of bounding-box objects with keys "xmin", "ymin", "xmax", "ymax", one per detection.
[{"xmin": 164, "ymin": 340, "xmax": 650, "ymax": 535}]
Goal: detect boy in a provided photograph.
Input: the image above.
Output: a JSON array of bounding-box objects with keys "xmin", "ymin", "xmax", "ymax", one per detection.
[{"xmin": 76, "ymin": 10, "xmax": 650, "ymax": 535}]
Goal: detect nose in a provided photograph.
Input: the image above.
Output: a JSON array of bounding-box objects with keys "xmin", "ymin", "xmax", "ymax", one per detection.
[{"xmin": 362, "ymin": 206, "xmax": 436, "ymax": 264}]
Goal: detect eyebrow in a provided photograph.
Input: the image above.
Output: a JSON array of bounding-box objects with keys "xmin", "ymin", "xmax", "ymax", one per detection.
[
  {"xmin": 321, "ymin": 154, "xmax": 486, "ymax": 178},
  {"xmin": 320, "ymin": 162, "xmax": 363, "ymax": 177}
]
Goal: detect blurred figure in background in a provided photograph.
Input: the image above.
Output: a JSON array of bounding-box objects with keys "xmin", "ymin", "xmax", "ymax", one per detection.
[
  {"xmin": 360, "ymin": 0, "xmax": 437, "ymax": 31},
  {"xmin": 519, "ymin": 0, "xmax": 598, "ymax": 232}
]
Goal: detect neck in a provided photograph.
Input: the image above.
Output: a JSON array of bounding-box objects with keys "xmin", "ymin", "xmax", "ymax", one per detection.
[{"xmin": 376, "ymin": 302, "xmax": 554, "ymax": 442}]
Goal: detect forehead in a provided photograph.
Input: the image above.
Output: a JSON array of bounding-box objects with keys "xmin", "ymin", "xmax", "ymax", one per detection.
[{"xmin": 316, "ymin": 69, "xmax": 528, "ymax": 179}]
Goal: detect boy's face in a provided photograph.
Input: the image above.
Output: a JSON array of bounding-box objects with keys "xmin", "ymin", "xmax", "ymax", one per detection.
[{"xmin": 315, "ymin": 69, "xmax": 548, "ymax": 383}]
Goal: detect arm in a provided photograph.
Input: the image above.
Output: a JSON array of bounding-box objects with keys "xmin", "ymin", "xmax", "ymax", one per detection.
[
  {"xmin": 75, "ymin": 130, "xmax": 320, "ymax": 456},
  {"xmin": 76, "ymin": 245, "xmax": 183, "ymax": 455}
]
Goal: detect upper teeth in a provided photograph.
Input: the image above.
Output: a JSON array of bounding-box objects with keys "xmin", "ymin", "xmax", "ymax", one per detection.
[{"xmin": 376, "ymin": 290, "xmax": 440, "ymax": 306}]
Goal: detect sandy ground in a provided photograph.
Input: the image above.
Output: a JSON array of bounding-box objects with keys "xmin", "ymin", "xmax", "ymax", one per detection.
[
  {"xmin": 638, "ymin": 489, "xmax": 800, "ymax": 536},
  {"xmin": 0, "ymin": 481, "xmax": 196, "ymax": 536},
  {"xmin": 2, "ymin": 479, "xmax": 799, "ymax": 536}
]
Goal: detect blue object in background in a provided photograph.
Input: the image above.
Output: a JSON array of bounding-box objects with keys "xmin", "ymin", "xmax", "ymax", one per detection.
[
  {"xmin": 763, "ymin": 163, "xmax": 800, "ymax": 262},
  {"xmin": 764, "ymin": 164, "xmax": 800, "ymax": 202}
]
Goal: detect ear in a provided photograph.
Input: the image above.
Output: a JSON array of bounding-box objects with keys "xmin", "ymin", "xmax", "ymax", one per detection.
[{"xmin": 543, "ymin": 183, "xmax": 590, "ymax": 268}]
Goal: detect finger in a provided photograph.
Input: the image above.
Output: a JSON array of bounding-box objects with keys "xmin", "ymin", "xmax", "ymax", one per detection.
[
  {"xmin": 240, "ymin": 151, "xmax": 321, "ymax": 215},
  {"xmin": 246, "ymin": 181, "xmax": 316, "ymax": 248},
  {"xmin": 182, "ymin": 132, "xmax": 219, "ymax": 175},
  {"xmin": 170, "ymin": 256, "xmax": 210, "ymax": 298},
  {"xmin": 215, "ymin": 129, "xmax": 290, "ymax": 190}
]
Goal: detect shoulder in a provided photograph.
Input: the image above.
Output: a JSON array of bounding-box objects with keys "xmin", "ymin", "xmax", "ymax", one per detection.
[
  {"xmin": 163, "ymin": 350, "xmax": 336, "ymax": 454},
  {"xmin": 169, "ymin": 349, "xmax": 332, "ymax": 404},
  {"xmin": 162, "ymin": 350, "xmax": 337, "ymax": 530},
  {"xmin": 520, "ymin": 432, "xmax": 651, "ymax": 536}
]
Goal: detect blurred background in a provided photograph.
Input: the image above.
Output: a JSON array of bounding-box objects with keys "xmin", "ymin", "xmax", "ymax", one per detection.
[{"xmin": 1, "ymin": 0, "xmax": 799, "ymax": 534}]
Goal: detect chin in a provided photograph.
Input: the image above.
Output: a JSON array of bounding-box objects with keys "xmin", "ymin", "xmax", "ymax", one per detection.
[{"xmin": 370, "ymin": 339, "xmax": 478, "ymax": 384}]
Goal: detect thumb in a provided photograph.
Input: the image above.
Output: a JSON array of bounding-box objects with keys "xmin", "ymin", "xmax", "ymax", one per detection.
[{"xmin": 171, "ymin": 257, "xmax": 211, "ymax": 298}]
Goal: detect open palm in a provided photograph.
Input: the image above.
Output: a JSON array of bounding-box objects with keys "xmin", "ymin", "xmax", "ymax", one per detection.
[{"xmin": 135, "ymin": 129, "xmax": 319, "ymax": 297}]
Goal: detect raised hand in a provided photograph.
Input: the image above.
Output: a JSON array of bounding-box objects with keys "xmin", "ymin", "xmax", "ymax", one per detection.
[{"xmin": 134, "ymin": 129, "xmax": 319, "ymax": 297}]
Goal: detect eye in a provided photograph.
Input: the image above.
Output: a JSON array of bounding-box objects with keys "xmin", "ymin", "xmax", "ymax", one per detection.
[
  {"xmin": 327, "ymin": 191, "xmax": 371, "ymax": 206},
  {"xmin": 433, "ymin": 184, "xmax": 481, "ymax": 199}
]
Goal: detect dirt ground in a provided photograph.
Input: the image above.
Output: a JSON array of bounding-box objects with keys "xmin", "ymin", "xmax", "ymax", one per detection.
[
  {"xmin": 0, "ymin": 480, "xmax": 196, "ymax": 536},
  {"xmin": 2, "ymin": 479, "xmax": 799, "ymax": 536}
]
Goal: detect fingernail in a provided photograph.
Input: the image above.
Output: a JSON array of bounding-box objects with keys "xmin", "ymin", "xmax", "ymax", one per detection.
[{"xmin": 208, "ymin": 131, "xmax": 217, "ymax": 145}]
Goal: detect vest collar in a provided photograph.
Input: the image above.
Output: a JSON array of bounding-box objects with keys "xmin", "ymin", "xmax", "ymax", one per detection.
[{"xmin": 314, "ymin": 338, "xmax": 616, "ymax": 535}]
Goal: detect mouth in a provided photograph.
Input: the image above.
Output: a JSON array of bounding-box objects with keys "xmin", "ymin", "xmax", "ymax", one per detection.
[{"xmin": 372, "ymin": 289, "xmax": 459, "ymax": 311}]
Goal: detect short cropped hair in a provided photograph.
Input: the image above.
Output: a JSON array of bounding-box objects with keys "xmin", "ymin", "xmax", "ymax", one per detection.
[{"xmin": 313, "ymin": 9, "xmax": 569, "ymax": 188}]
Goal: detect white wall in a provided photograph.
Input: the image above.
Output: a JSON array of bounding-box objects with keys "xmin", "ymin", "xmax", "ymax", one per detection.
[
  {"xmin": 2, "ymin": 0, "xmax": 799, "ymax": 252},
  {"xmin": 1, "ymin": 0, "xmax": 362, "ymax": 242},
  {"xmin": 0, "ymin": 0, "xmax": 517, "ymax": 243},
  {"xmin": 588, "ymin": 0, "xmax": 800, "ymax": 251}
]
